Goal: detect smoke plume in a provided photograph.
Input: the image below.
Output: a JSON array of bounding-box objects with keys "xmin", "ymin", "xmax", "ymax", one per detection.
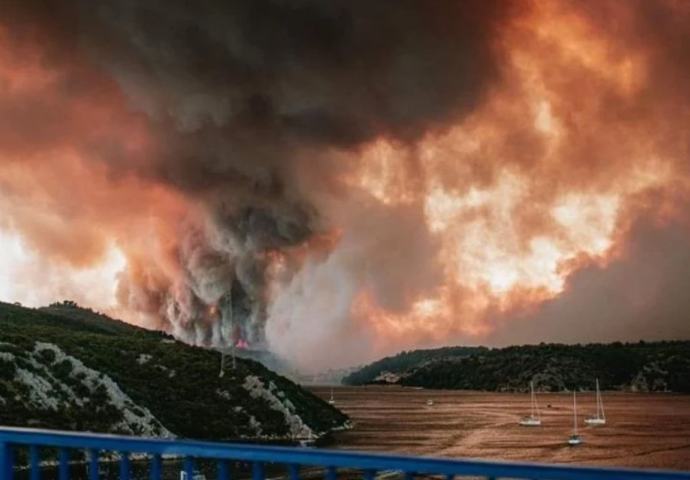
[{"xmin": 1, "ymin": 0, "xmax": 690, "ymax": 370}]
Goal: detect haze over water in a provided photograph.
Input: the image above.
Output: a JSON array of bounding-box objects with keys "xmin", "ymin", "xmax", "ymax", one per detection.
[{"xmin": 316, "ymin": 386, "xmax": 690, "ymax": 470}]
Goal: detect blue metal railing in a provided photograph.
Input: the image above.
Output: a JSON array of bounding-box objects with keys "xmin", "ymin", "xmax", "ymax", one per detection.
[{"xmin": 0, "ymin": 427, "xmax": 689, "ymax": 480}]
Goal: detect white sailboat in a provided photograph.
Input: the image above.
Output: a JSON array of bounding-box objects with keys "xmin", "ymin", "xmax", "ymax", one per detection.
[
  {"xmin": 328, "ymin": 386, "xmax": 335, "ymax": 405},
  {"xmin": 568, "ymin": 391, "xmax": 582, "ymax": 446},
  {"xmin": 519, "ymin": 381, "xmax": 541, "ymax": 426},
  {"xmin": 584, "ymin": 379, "xmax": 606, "ymax": 426},
  {"xmin": 426, "ymin": 398, "xmax": 434, "ymax": 406}
]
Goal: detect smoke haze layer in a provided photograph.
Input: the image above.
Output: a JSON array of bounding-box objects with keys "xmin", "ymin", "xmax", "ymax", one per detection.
[{"xmin": 1, "ymin": 0, "xmax": 690, "ymax": 370}]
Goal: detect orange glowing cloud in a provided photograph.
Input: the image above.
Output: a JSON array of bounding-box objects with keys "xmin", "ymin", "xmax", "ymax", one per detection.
[{"xmin": 2, "ymin": 0, "xmax": 690, "ymax": 371}]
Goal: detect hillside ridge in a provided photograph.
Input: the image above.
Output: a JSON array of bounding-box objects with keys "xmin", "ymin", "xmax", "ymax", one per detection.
[
  {"xmin": 0, "ymin": 301, "xmax": 349, "ymax": 441},
  {"xmin": 344, "ymin": 341, "xmax": 690, "ymax": 393}
]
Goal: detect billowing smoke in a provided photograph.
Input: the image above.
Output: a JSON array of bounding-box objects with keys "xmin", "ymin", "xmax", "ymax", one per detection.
[
  {"xmin": 2, "ymin": 0, "xmax": 690, "ymax": 371},
  {"xmin": 0, "ymin": 0, "xmax": 515, "ymax": 349}
]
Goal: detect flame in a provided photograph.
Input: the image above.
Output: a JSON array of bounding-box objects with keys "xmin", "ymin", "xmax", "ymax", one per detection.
[
  {"xmin": 1, "ymin": 1, "xmax": 690, "ymax": 368},
  {"xmin": 207, "ymin": 304, "xmax": 219, "ymax": 320}
]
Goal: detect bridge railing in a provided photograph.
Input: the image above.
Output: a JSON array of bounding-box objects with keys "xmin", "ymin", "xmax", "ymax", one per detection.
[{"xmin": 1, "ymin": 427, "xmax": 689, "ymax": 480}]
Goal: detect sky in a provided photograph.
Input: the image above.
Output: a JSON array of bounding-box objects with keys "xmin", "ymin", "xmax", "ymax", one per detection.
[{"xmin": 1, "ymin": 0, "xmax": 690, "ymax": 371}]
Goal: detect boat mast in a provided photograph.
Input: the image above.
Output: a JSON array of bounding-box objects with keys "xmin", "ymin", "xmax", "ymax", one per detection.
[
  {"xmin": 530, "ymin": 381, "xmax": 535, "ymax": 418},
  {"xmin": 597, "ymin": 379, "xmax": 605, "ymax": 420},
  {"xmin": 573, "ymin": 391, "xmax": 578, "ymax": 434}
]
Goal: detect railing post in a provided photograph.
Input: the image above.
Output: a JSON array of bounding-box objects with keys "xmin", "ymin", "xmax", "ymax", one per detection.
[
  {"xmin": 0, "ymin": 441, "xmax": 14, "ymax": 480},
  {"xmin": 183, "ymin": 456, "xmax": 195, "ymax": 480},
  {"xmin": 252, "ymin": 461, "xmax": 265, "ymax": 480},
  {"xmin": 151, "ymin": 453, "xmax": 163, "ymax": 480},
  {"xmin": 88, "ymin": 448, "xmax": 99, "ymax": 480},
  {"xmin": 58, "ymin": 448, "xmax": 69, "ymax": 480},
  {"xmin": 29, "ymin": 445, "xmax": 40, "ymax": 480},
  {"xmin": 218, "ymin": 459, "xmax": 230, "ymax": 480},
  {"xmin": 120, "ymin": 451, "xmax": 131, "ymax": 480}
]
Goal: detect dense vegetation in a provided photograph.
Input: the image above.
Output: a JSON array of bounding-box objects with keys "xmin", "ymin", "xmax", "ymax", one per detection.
[
  {"xmin": 342, "ymin": 346, "xmax": 487, "ymax": 385},
  {"xmin": 346, "ymin": 342, "xmax": 690, "ymax": 392},
  {"xmin": 39, "ymin": 301, "xmax": 163, "ymax": 338},
  {"xmin": 0, "ymin": 301, "xmax": 349, "ymax": 441}
]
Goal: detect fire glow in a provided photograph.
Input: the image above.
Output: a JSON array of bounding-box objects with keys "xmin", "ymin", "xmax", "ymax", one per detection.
[{"xmin": 1, "ymin": 0, "xmax": 690, "ymax": 370}]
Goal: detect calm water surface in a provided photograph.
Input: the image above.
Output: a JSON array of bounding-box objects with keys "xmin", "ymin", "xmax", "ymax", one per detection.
[{"xmin": 313, "ymin": 386, "xmax": 690, "ymax": 470}]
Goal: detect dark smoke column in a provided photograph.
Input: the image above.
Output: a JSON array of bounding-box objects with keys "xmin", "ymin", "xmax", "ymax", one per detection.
[{"xmin": 3, "ymin": 0, "xmax": 520, "ymax": 351}]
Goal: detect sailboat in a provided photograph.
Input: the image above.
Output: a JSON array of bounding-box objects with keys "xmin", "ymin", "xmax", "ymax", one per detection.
[
  {"xmin": 328, "ymin": 386, "xmax": 335, "ymax": 405},
  {"xmin": 519, "ymin": 381, "xmax": 541, "ymax": 426},
  {"xmin": 568, "ymin": 391, "xmax": 582, "ymax": 446},
  {"xmin": 584, "ymin": 379, "xmax": 606, "ymax": 426}
]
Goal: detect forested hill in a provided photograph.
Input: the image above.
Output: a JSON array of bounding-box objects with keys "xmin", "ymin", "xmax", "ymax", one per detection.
[
  {"xmin": 0, "ymin": 301, "xmax": 349, "ymax": 441},
  {"xmin": 341, "ymin": 346, "xmax": 487, "ymax": 385},
  {"xmin": 39, "ymin": 300, "xmax": 161, "ymax": 337},
  {"xmin": 345, "ymin": 341, "xmax": 690, "ymax": 393}
]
